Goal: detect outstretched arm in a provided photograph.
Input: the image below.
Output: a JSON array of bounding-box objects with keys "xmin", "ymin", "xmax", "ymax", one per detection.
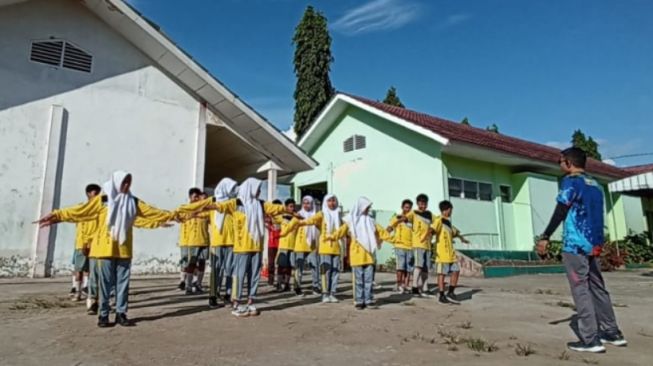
[
  {"xmin": 35, "ymin": 196, "xmax": 104, "ymax": 227},
  {"xmin": 326, "ymin": 223, "xmax": 349, "ymax": 241}
]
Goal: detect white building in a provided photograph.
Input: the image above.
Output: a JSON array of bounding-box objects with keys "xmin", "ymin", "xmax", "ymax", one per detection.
[{"xmin": 0, "ymin": 0, "xmax": 315, "ymax": 277}]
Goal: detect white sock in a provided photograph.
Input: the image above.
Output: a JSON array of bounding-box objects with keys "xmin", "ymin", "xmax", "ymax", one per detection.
[
  {"xmin": 412, "ymin": 268, "xmax": 421, "ymax": 288},
  {"xmin": 71, "ymin": 275, "xmax": 76, "ymax": 289},
  {"xmin": 185, "ymin": 273, "xmax": 193, "ymax": 288},
  {"xmin": 196, "ymin": 271, "xmax": 204, "ymax": 286},
  {"xmin": 179, "ymin": 272, "xmax": 185, "ymax": 282},
  {"xmin": 82, "ymin": 275, "xmax": 88, "ymax": 289},
  {"xmin": 73, "ymin": 280, "xmax": 81, "ymax": 293},
  {"xmin": 422, "ymin": 272, "xmax": 429, "ymax": 292}
]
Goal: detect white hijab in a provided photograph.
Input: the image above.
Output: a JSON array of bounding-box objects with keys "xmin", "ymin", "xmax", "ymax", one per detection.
[
  {"xmin": 237, "ymin": 178, "xmax": 264, "ymax": 244},
  {"xmin": 348, "ymin": 197, "xmax": 378, "ymax": 255},
  {"xmin": 299, "ymin": 195, "xmax": 319, "ymax": 247},
  {"xmin": 103, "ymin": 170, "xmax": 136, "ymax": 245},
  {"xmin": 214, "ymin": 177, "xmax": 238, "ymax": 233},
  {"xmin": 322, "ymin": 194, "xmax": 341, "ymax": 234}
]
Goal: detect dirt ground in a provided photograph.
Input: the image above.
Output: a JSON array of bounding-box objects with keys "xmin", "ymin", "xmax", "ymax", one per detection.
[{"xmin": 0, "ymin": 270, "xmax": 651, "ymax": 366}]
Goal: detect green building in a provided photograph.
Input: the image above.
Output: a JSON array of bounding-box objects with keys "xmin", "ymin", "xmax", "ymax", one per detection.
[{"xmin": 291, "ymin": 93, "xmax": 651, "ymax": 265}]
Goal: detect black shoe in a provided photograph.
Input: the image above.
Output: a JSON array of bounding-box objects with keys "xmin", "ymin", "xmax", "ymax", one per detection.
[
  {"xmin": 115, "ymin": 313, "xmax": 133, "ymax": 327},
  {"xmin": 69, "ymin": 288, "xmax": 77, "ymax": 296},
  {"xmin": 294, "ymin": 287, "xmax": 303, "ymax": 296},
  {"xmin": 208, "ymin": 296, "xmax": 221, "ymax": 309},
  {"xmin": 97, "ymin": 316, "xmax": 111, "ymax": 328},
  {"xmin": 192, "ymin": 282, "xmax": 204, "ymax": 294},
  {"xmin": 283, "ymin": 284, "xmax": 291, "ymax": 292},
  {"xmin": 87, "ymin": 302, "xmax": 99, "ymax": 315},
  {"xmin": 312, "ymin": 287, "xmax": 321, "ymax": 296},
  {"xmin": 81, "ymin": 286, "xmax": 88, "ymax": 295},
  {"xmin": 355, "ymin": 303, "xmax": 365, "ymax": 310},
  {"xmin": 438, "ymin": 294, "xmax": 452, "ymax": 304},
  {"xmin": 600, "ymin": 330, "xmax": 628, "ymax": 347},
  {"xmin": 185, "ymin": 288, "xmax": 193, "ymax": 295},
  {"xmin": 178, "ymin": 281, "xmax": 186, "ymax": 291},
  {"xmin": 223, "ymin": 294, "xmax": 231, "ymax": 304},
  {"xmin": 567, "ymin": 339, "xmax": 606, "ymax": 353},
  {"xmin": 411, "ymin": 287, "xmax": 421, "ymax": 295},
  {"xmin": 446, "ymin": 292, "xmax": 460, "ymax": 302}
]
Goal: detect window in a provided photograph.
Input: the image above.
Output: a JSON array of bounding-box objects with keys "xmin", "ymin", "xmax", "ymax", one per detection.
[
  {"xmin": 30, "ymin": 39, "xmax": 93, "ymax": 73},
  {"xmin": 500, "ymin": 185, "xmax": 512, "ymax": 203},
  {"xmin": 463, "ymin": 180, "xmax": 478, "ymax": 200},
  {"xmin": 479, "ymin": 183, "xmax": 493, "ymax": 201},
  {"xmin": 448, "ymin": 178, "xmax": 462, "ymax": 198},
  {"xmin": 343, "ymin": 135, "xmax": 366, "ymax": 152},
  {"xmin": 448, "ymin": 177, "xmax": 494, "ymax": 201}
]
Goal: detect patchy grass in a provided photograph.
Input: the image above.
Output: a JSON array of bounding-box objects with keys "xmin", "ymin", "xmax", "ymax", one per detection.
[
  {"xmin": 554, "ymin": 301, "xmax": 576, "ymax": 310},
  {"xmin": 535, "ymin": 288, "xmax": 558, "ymax": 295},
  {"xmin": 558, "ymin": 351, "xmax": 570, "ymax": 361},
  {"xmin": 458, "ymin": 321, "xmax": 472, "ymax": 329},
  {"xmin": 438, "ymin": 330, "xmax": 464, "ymax": 345},
  {"xmin": 9, "ymin": 296, "xmax": 77, "ymax": 311},
  {"xmin": 447, "ymin": 345, "xmax": 458, "ymax": 352},
  {"xmin": 515, "ymin": 343, "xmax": 536, "ymax": 357},
  {"xmin": 582, "ymin": 358, "xmax": 599, "ymax": 365},
  {"xmin": 465, "ymin": 337, "xmax": 499, "ymax": 353}
]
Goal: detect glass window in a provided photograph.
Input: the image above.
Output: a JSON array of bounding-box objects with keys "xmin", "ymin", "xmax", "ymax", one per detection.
[
  {"xmin": 448, "ymin": 178, "xmax": 462, "ymax": 198},
  {"xmin": 500, "ymin": 185, "xmax": 512, "ymax": 203},
  {"xmin": 479, "ymin": 183, "xmax": 493, "ymax": 201},
  {"xmin": 463, "ymin": 180, "xmax": 478, "ymax": 200}
]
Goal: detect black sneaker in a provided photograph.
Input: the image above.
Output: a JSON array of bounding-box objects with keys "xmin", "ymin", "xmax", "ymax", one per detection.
[
  {"xmin": 81, "ymin": 286, "xmax": 88, "ymax": 295},
  {"xmin": 208, "ymin": 296, "xmax": 221, "ymax": 309},
  {"xmin": 178, "ymin": 281, "xmax": 186, "ymax": 291},
  {"xmin": 97, "ymin": 316, "xmax": 111, "ymax": 328},
  {"xmin": 312, "ymin": 287, "xmax": 321, "ymax": 296},
  {"xmin": 438, "ymin": 294, "xmax": 453, "ymax": 304},
  {"xmin": 223, "ymin": 294, "xmax": 231, "ymax": 304},
  {"xmin": 69, "ymin": 288, "xmax": 77, "ymax": 297},
  {"xmin": 567, "ymin": 339, "xmax": 606, "ymax": 353},
  {"xmin": 192, "ymin": 282, "xmax": 204, "ymax": 294},
  {"xmin": 600, "ymin": 331, "xmax": 628, "ymax": 347},
  {"xmin": 446, "ymin": 292, "xmax": 460, "ymax": 302},
  {"xmin": 87, "ymin": 302, "xmax": 99, "ymax": 316},
  {"xmin": 355, "ymin": 303, "xmax": 365, "ymax": 310},
  {"xmin": 185, "ymin": 288, "xmax": 193, "ymax": 296},
  {"xmin": 115, "ymin": 313, "xmax": 133, "ymax": 327},
  {"xmin": 283, "ymin": 284, "xmax": 291, "ymax": 292},
  {"xmin": 294, "ymin": 287, "xmax": 304, "ymax": 296},
  {"xmin": 411, "ymin": 287, "xmax": 421, "ymax": 295}
]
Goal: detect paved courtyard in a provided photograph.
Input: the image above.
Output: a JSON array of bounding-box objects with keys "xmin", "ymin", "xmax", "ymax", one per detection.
[{"xmin": 0, "ymin": 270, "xmax": 651, "ymax": 366}]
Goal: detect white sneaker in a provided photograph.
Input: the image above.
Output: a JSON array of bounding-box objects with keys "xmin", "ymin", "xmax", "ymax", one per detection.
[
  {"xmin": 329, "ymin": 295, "xmax": 339, "ymax": 303},
  {"xmin": 247, "ymin": 305, "xmax": 259, "ymax": 316},
  {"xmin": 373, "ymin": 283, "xmax": 382, "ymax": 290},
  {"xmin": 86, "ymin": 298, "xmax": 94, "ymax": 310},
  {"xmin": 321, "ymin": 295, "xmax": 330, "ymax": 303},
  {"xmin": 231, "ymin": 305, "xmax": 250, "ymax": 318}
]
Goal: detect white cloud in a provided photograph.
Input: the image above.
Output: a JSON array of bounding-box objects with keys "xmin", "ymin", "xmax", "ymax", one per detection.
[
  {"xmin": 545, "ymin": 141, "xmax": 567, "ymax": 149},
  {"xmin": 332, "ymin": 0, "xmax": 422, "ymax": 35},
  {"xmin": 602, "ymin": 159, "xmax": 616, "ymax": 166},
  {"xmin": 283, "ymin": 127, "xmax": 297, "ymax": 142},
  {"xmin": 439, "ymin": 13, "xmax": 472, "ymax": 29}
]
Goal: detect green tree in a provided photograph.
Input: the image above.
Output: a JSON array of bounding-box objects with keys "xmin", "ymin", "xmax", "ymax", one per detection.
[
  {"xmin": 382, "ymin": 86, "xmax": 405, "ymax": 108},
  {"xmin": 486, "ymin": 124, "xmax": 499, "ymax": 133},
  {"xmin": 571, "ymin": 129, "xmax": 602, "ymax": 160},
  {"xmin": 292, "ymin": 6, "xmax": 335, "ymax": 139},
  {"xmin": 461, "ymin": 117, "xmax": 470, "ymax": 125}
]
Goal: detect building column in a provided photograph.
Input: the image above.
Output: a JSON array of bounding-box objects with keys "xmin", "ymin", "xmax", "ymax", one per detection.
[
  {"xmin": 31, "ymin": 105, "xmax": 68, "ymax": 278},
  {"xmin": 256, "ymin": 161, "xmax": 283, "ymax": 280},
  {"xmin": 194, "ymin": 102, "xmax": 207, "ymax": 188}
]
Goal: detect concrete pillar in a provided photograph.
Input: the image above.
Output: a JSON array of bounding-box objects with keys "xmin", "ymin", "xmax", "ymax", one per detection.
[
  {"xmin": 31, "ymin": 105, "xmax": 68, "ymax": 278},
  {"xmin": 257, "ymin": 161, "xmax": 282, "ymax": 280},
  {"xmin": 194, "ymin": 102, "xmax": 207, "ymax": 188}
]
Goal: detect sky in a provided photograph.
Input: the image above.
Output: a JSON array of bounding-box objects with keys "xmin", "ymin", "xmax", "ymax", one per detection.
[{"xmin": 127, "ymin": 0, "xmax": 653, "ymax": 167}]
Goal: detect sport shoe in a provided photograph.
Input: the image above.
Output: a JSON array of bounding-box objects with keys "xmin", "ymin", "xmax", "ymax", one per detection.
[
  {"xmin": 81, "ymin": 286, "xmax": 88, "ymax": 295},
  {"xmin": 567, "ymin": 339, "xmax": 606, "ymax": 353},
  {"xmin": 185, "ymin": 288, "xmax": 193, "ymax": 296},
  {"xmin": 446, "ymin": 292, "xmax": 460, "ymax": 302},
  {"xmin": 69, "ymin": 288, "xmax": 77, "ymax": 298},
  {"xmin": 208, "ymin": 296, "xmax": 220, "ymax": 309},
  {"xmin": 192, "ymin": 282, "xmax": 204, "ymax": 294},
  {"xmin": 294, "ymin": 287, "xmax": 304, "ymax": 297},
  {"xmin": 97, "ymin": 316, "xmax": 111, "ymax": 328},
  {"xmin": 312, "ymin": 288, "xmax": 321, "ymax": 296},
  {"xmin": 178, "ymin": 281, "xmax": 186, "ymax": 291},
  {"xmin": 321, "ymin": 295, "xmax": 330, "ymax": 303},
  {"xmin": 411, "ymin": 287, "xmax": 421, "ymax": 295},
  {"xmin": 231, "ymin": 305, "xmax": 250, "ymax": 318},
  {"xmin": 600, "ymin": 331, "xmax": 628, "ymax": 347},
  {"xmin": 329, "ymin": 295, "xmax": 339, "ymax": 303},
  {"xmin": 355, "ymin": 303, "xmax": 365, "ymax": 310},
  {"xmin": 438, "ymin": 294, "xmax": 452, "ymax": 304},
  {"xmin": 223, "ymin": 294, "xmax": 231, "ymax": 304},
  {"xmin": 247, "ymin": 305, "xmax": 260, "ymax": 316},
  {"xmin": 87, "ymin": 302, "xmax": 98, "ymax": 316},
  {"xmin": 72, "ymin": 293, "xmax": 82, "ymax": 302},
  {"xmin": 115, "ymin": 313, "xmax": 133, "ymax": 327},
  {"xmin": 373, "ymin": 282, "xmax": 382, "ymax": 290}
]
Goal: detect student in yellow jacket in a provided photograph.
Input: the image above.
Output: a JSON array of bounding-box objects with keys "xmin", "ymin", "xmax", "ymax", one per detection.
[
  {"xmin": 389, "ymin": 193, "xmax": 434, "ymax": 297},
  {"xmin": 36, "ymin": 171, "xmax": 176, "ymax": 328},
  {"xmin": 328, "ymin": 197, "xmax": 393, "ymax": 309},
  {"xmin": 300, "ymin": 194, "xmax": 343, "ymax": 303},
  {"xmin": 178, "ymin": 187, "xmax": 210, "ymax": 295},
  {"xmin": 275, "ymin": 198, "xmax": 298, "ymax": 293},
  {"xmin": 291, "ymin": 196, "xmax": 321, "ymax": 296},
  {"xmin": 387, "ymin": 199, "xmax": 414, "ymax": 294},
  {"xmin": 69, "ymin": 184, "xmax": 101, "ymax": 304}
]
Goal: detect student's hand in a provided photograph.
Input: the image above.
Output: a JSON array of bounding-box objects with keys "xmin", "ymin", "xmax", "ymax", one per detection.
[
  {"xmin": 536, "ymin": 239, "xmax": 549, "ymax": 256},
  {"xmin": 82, "ymin": 247, "xmax": 90, "ymax": 256},
  {"xmin": 460, "ymin": 237, "xmax": 470, "ymax": 245},
  {"xmin": 33, "ymin": 213, "xmax": 55, "ymax": 225},
  {"xmin": 162, "ymin": 222, "xmax": 175, "ymax": 228},
  {"xmin": 386, "ymin": 226, "xmax": 394, "ymax": 233}
]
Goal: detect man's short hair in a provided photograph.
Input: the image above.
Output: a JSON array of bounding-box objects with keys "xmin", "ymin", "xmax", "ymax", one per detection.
[
  {"xmin": 401, "ymin": 199, "xmax": 413, "ymax": 207},
  {"xmin": 188, "ymin": 187, "xmax": 202, "ymax": 197},
  {"xmin": 561, "ymin": 147, "xmax": 587, "ymax": 168},
  {"xmin": 85, "ymin": 184, "xmax": 101, "ymax": 194},
  {"xmin": 416, "ymin": 194, "xmax": 429, "ymax": 203},
  {"xmin": 284, "ymin": 198, "xmax": 296, "ymax": 206},
  {"xmin": 439, "ymin": 200, "xmax": 453, "ymax": 212},
  {"xmin": 273, "ymin": 199, "xmax": 283, "ymax": 205}
]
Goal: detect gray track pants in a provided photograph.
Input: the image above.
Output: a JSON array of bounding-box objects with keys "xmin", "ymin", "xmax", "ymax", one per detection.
[{"xmin": 563, "ymin": 253, "xmax": 619, "ymax": 344}]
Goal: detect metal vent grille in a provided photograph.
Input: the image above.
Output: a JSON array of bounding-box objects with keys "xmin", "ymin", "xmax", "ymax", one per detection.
[
  {"xmin": 30, "ymin": 39, "xmax": 92, "ymax": 73},
  {"xmin": 30, "ymin": 40, "xmax": 64, "ymax": 66},
  {"xmin": 343, "ymin": 137, "xmax": 354, "ymax": 152},
  {"xmin": 354, "ymin": 135, "xmax": 366, "ymax": 149}
]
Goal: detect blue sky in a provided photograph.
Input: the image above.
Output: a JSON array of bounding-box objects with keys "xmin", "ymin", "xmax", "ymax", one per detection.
[{"xmin": 127, "ymin": 0, "xmax": 652, "ymax": 166}]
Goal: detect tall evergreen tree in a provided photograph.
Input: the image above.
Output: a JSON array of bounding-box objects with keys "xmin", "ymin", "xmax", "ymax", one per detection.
[
  {"xmin": 486, "ymin": 124, "xmax": 500, "ymax": 133},
  {"xmin": 461, "ymin": 117, "xmax": 470, "ymax": 125},
  {"xmin": 571, "ymin": 129, "xmax": 602, "ymax": 160},
  {"xmin": 292, "ymin": 6, "xmax": 334, "ymax": 139},
  {"xmin": 382, "ymin": 86, "xmax": 405, "ymax": 108}
]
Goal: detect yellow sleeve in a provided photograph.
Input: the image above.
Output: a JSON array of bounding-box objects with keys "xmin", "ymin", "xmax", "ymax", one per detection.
[
  {"xmin": 53, "ymin": 195, "xmax": 103, "ymax": 223},
  {"xmin": 279, "ymin": 218, "xmax": 300, "ymax": 238},
  {"xmin": 405, "ymin": 211, "xmax": 415, "ymax": 224},
  {"xmin": 431, "ymin": 217, "xmax": 443, "ymax": 235},
  {"xmin": 133, "ymin": 216, "xmax": 169, "ymax": 229},
  {"xmin": 452, "ymin": 225, "xmax": 461, "ymax": 237},
  {"xmin": 330, "ymin": 223, "xmax": 349, "ymax": 240},
  {"xmin": 176, "ymin": 198, "xmax": 237, "ymax": 215},
  {"xmin": 389, "ymin": 215, "xmax": 400, "ymax": 227},
  {"xmin": 375, "ymin": 224, "xmax": 393, "ymax": 242},
  {"xmin": 196, "ymin": 211, "xmax": 212, "ymax": 219},
  {"xmin": 264, "ymin": 202, "xmax": 286, "ymax": 216},
  {"xmin": 137, "ymin": 200, "xmax": 175, "ymax": 224},
  {"xmin": 301, "ymin": 211, "xmax": 323, "ymax": 226}
]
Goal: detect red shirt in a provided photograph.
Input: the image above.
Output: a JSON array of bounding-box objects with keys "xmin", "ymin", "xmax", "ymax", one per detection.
[{"xmin": 267, "ymin": 223, "xmax": 280, "ymax": 249}]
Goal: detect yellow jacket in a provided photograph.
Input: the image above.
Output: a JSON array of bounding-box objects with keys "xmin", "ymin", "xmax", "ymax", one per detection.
[
  {"xmin": 74, "ymin": 218, "xmax": 98, "ymax": 250},
  {"xmin": 293, "ymin": 221, "xmax": 318, "ymax": 253},
  {"xmin": 329, "ymin": 223, "xmax": 392, "ymax": 267},
  {"xmin": 175, "ymin": 197, "xmax": 238, "ymax": 247},
  {"xmin": 402, "ymin": 210, "xmax": 435, "ymax": 250},
  {"xmin": 277, "ymin": 216, "xmax": 299, "ymax": 251},
  {"xmin": 53, "ymin": 195, "xmax": 174, "ymax": 259},
  {"xmin": 178, "ymin": 211, "xmax": 210, "ymax": 247},
  {"xmin": 430, "ymin": 216, "xmax": 460, "ymax": 263},
  {"xmin": 302, "ymin": 211, "xmax": 343, "ymax": 256},
  {"xmin": 388, "ymin": 215, "xmax": 412, "ymax": 250}
]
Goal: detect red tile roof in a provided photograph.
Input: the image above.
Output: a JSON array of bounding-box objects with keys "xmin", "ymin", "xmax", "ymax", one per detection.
[
  {"xmin": 624, "ymin": 163, "xmax": 653, "ymax": 175},
  {"xmin": 348, "ymin": 94, "xmax": 629, "ymax": 179}
]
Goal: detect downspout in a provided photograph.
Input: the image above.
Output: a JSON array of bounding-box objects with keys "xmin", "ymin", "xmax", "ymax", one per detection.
[{"xmin": 608, "ymin": 191, "xmax": 620, "ymax": 257}]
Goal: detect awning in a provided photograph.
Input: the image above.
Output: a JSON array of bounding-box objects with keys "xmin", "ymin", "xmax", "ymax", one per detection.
[{"xmin": 608, "ymin": 172, "xmax": 653, "ymax": 197}]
